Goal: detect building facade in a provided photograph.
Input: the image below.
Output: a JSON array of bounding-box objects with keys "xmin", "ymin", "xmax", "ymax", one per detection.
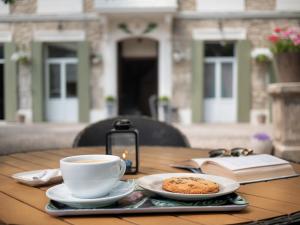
[{"xmin": 0, "ymin": 0, "xmax": 299, "ymax": 124}]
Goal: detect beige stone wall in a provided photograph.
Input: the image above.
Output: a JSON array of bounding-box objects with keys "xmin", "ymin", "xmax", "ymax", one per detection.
[
  {"xmin": 84, "ymin": 0, "xmax": 94, "ymax": 12},
  {"xmin": 3, "ymin": 0, "xmax": 300, "ymax": 122},
  {"xmin": 10, "ymin": 0, "xmax": 36, "ymax": 14},
  {"xmin": 178, "ymin": 0, "xmax": 277, "ymax": 12},
  {"xmin": 245, "ymin": 0, "xmax": 276, "ymax": 11},
  {"xmin": 172, "ymin": 18, "xmax": 300, "ymax": 112},
  {"xmin": 6, "ymin": 20, "xmax": 103, "ymax": 112},
  {"xmin": 178, "ymin": 0, "xmax": 196, "ymax": 11},
  {"xmin": 9, "ymin": 0, "xmax": 94, "ymax": 13}
]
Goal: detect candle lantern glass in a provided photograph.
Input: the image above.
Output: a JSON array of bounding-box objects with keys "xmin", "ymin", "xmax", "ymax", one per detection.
[{"xmin": 106, "ymin": 119, "xmax": 139, "ymax": 174}]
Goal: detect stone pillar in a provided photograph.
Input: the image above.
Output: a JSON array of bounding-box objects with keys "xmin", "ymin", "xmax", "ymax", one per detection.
[{"xmin": 268, "ymin": 83, "xmax": 300, "ymax": 162}]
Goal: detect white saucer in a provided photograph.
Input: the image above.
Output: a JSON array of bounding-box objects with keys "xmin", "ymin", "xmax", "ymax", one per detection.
[
  {"xmin": 46, "ymin": 181, "xmax": 135, "ymax": 209},
  {"xmin": 136, "ymin": 173, "xmax": 239, "ymax": 201}
]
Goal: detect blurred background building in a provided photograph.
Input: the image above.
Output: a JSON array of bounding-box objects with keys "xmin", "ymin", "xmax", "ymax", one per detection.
[{"xmin": 0, "ymin": 0, "xmax": 299, "ymax": 124}]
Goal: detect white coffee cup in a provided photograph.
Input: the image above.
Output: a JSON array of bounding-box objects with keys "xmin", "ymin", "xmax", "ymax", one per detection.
[{"xmin": 60, "ymin": 154, "xmax": 126, "ymax": 199}]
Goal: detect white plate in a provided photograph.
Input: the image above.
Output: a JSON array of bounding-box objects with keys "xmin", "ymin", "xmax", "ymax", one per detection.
[
  {"xmin": 12, "ymin": 169, "xmax": 62, "ymax": 187},
  {"xmin": 136, "ymin": 173, "xmax": 240, "ymax": 201},
  {"xmin": 46, "ymin": 181, "xmax": 135, "ymax": 209}
]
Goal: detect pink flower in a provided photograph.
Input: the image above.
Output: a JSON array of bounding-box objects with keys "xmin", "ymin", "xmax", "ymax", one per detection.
[
  {"xmin": 274, "ymin": 27, "xmax": 281, "ymax": 33},
  {"xmin": 293, "ymin": 37, "xmax": 300, "ymax": 45},
  {"xmin": 268, "ymin": 35, "xmax": 279, "ymax": 43},
  {"xmin": 282, "ymin": 30, "xmax": 293, "ymax": 39}
]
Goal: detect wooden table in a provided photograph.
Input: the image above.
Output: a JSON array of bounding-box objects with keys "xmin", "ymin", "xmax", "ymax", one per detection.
[{"xmin": 1, "ymin": 146, "xmax": 300, "ymax": 225}]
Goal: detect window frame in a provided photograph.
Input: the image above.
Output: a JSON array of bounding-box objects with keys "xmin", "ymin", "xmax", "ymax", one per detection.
[{"xmin": 204, "ymin": 57, "xmax": 236, "ymax": 100}]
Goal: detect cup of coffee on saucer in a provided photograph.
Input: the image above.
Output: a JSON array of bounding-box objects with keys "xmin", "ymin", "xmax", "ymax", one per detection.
[{"xmin": 60, "ymin": 154, "xmax": 126, "ymax": 199}]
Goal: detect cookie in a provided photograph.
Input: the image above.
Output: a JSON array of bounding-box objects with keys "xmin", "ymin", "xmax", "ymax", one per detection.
[{"xmin": 162, "ymin": 177, "xmax": 219, "ymax": 194}]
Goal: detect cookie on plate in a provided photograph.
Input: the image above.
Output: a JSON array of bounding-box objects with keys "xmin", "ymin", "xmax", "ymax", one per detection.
[{"xmin": 162, "ymin": 177, "xmax": 219, "ymax": 194}]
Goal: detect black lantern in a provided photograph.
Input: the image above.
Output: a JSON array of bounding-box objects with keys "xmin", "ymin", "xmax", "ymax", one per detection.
[{"xmin": 106, "ymin": 119, "xmax": 139, "ymax": 174}]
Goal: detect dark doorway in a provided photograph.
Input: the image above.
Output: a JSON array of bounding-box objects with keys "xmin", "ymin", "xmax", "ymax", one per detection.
[
  {"xmin": 118, "ymin": 38, "xmax": 158, "ymax": 117},
  {"xmin": 0, "ymin": 46, "xmax": 4, "ymax": 120}
]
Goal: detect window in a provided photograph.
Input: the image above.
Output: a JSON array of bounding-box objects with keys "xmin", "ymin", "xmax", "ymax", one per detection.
[
  {"xmin": 66, "ymin": 64, "xmax": 77, "ymax": 98},
  {"xmin": 205, "ymin": 43, "xmax": 235, "ymax": 57},
  {"xmin": 0, "ymin": 1, "xmax": 9, "ymax": 14},
  {"xmin": 204, "ymin": 63, "xmax": 215, "ymax": 98},
  {"xmin": 276, "ymin": 0, "xmax": 300, "ymax": 11},
  {"xmin": 196, "ymin": 0, "xmax": 244, "ymax": 12},
  {"xmin": 204, "ymin": 43, "xmax": 235, "ymax": 99},
  {"xmin": 37, "ymin": 0, "xmax": 83, "ymax": 14},
  {"xmin": 47, "ymin": 44, "xmax": 76, "ymax": 58},
  {"xmin": 49, "ymin": 64, "xmax": 61, "ymax": 98}
]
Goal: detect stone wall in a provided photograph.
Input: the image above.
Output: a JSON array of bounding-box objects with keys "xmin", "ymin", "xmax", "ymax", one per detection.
[
  {"xmin": 178, "ymin": 0, "xmax": 196, "ymax": 11},
  {"xmin": 178, "ymin": 0, "xmax": 277, "ymax": 12},
  {"xmin": 172, "ymin": 18, "xmax": 300, "ymax": 119},
  {"xmin": 245, "ymin": 0, "xmax": 276, "ymax": 11},
  {"xmin": 6, "ymin": 20, "xmax": 103, "ymax": 118},
  {"xmin": 3, "ymin": 0, "xmax": 300, "ymax": 123},
  {"xmin": 10, "ymin": 0, "xmax": 36, "ymax": 14},
  {"xmin": 9, "ymin": 0, "xmax": 94, "ymax": 13}
]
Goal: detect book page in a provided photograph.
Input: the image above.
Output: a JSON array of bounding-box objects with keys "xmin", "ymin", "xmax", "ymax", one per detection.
[{"xmin": 193, "ymin": 154, "xmax": 289, "ymax": 171}]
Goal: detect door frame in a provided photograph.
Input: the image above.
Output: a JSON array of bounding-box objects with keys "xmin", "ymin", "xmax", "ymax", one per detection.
[
  {"xmin": 101, "ymin": 16, "xmax": 173, "ymax": 120},
  {"xmin": 117, "ymin": 39, "xmax": 159, "ymax": 117},
  {"xmin": 204, "ymin": 56, "xmax": 237, "ymax": 122},
  {"xmin": 0, "ymin": 57, "xmax": 4, "ymax": 121},
  {"xmin": 45, "ymin": 57, "xmax": 78, "ymax": 122}
]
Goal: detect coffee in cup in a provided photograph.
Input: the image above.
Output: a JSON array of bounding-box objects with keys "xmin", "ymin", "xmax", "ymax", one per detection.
[{"xmin": 60, "ymin": 154, "xmax": 126, "ymax": 199}]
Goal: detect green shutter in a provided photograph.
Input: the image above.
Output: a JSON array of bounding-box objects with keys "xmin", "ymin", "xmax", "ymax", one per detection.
[
  {"xmin": 269, "ymin": 60, "xmax": 277, "ymax": 83},
  {"xmin": 32, "ymin": 42, "xmax": 44, "ymax": 122},
  {"xmin": 191, "ymin": 40, "xmax": 204, "ymax": 123},
  {"xmin": 236, "ymin": 40, "xmax": 252, "ymax": 122},
  {"xmin": 4, "ymin": 42, "xmax": 18, "ymax": 122},
  {"xmin": 77, "ymin": 41, "xmax": 90, "ymax": 123},
  {"xmin": 268, "ymin": 58, "xmax": 278, "ymax": 122}
]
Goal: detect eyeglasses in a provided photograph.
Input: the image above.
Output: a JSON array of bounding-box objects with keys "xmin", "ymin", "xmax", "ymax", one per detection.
[{"xmin": 209, "ymin": 147, "xmax": 253, "ymax": 158}]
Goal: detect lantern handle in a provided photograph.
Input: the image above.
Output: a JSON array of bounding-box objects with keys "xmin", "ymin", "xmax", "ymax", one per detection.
[
  {"xmin": 113, "ymin": 119, "xmax": 132, "ymax": 130},
  {"xmin": 118, "ymin": 159, "xmax": 126, "ymax": 179}
]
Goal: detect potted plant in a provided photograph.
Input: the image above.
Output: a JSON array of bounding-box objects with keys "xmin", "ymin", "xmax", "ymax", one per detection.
[
  {"xmin": 251, "ymin": 48, "xmax": 273, "ymax": 63},
  {"xmin": 2, "ymin": 0, "xmax": 15, "ymax": 4},
  {"xmin": 159, "ymin": 96, "xmax": 171, "ymax": 123},
  {"xmin": 251, "ymin": 48, "xmax": 273, "ymax": 77},
  {"xmin": 250, "ymin": 133, "xmax": 273, "ymax": 155},
  {"xmin": 268, "ymin": 27, "xmax": 300, "ymax": 82},
  {"xmin": 11, "ymin": 51, "xmax": 31, "ymax": 64},
  {"xmin": 105, "ymin": 96, "xmax": 116, "ymax": 117}
]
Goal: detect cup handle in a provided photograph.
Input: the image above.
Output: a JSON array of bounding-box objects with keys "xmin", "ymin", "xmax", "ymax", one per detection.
[{"xmin": 119, "ymin": 159, "xmax": 126, "ymax": 179}]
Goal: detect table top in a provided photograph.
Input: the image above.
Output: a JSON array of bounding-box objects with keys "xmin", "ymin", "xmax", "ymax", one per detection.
[{"xmin": 1, "ymin": 146, "xmax": 300, "ymax": 225}]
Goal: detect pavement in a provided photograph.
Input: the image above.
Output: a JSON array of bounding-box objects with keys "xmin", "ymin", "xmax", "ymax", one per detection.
[{"xmin": 0, "ymin": 122, "xmax": 273, "ymax": 155}]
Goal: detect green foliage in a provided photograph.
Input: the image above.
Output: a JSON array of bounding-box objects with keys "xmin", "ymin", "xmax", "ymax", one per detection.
[
  {"xmin": 118, "ymin": 23, "xmax": 132, "ymax": 34},
  {"xmin": 2, "ymin": 0, "xmax": 15, "ymax": 4},
  {"xmin": 159, "ymin": 96, "xmax": 170, "ymax": 103},
  {"xmin": 105, "ymin": 96, "xmax": 116, "ymax": 102},
  {"xmin": 143, "ymin": 23, "xmax": 157, "ymax": 34},
  {"xmin": 271, "ymin": 39, "xmax": 300, "ymax": 54},
  {"xmin": 255, "ymin": 54, "xmax": 270, "ymax": 63},
  {"xmin": 268, "ymin": 27, "xmax": 300, "ymax": 54}
]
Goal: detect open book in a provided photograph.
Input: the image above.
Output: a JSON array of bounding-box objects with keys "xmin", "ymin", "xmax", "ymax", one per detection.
[{"xmin": 171, "ymin": 154, "xmax": 298, "ymax": 184}]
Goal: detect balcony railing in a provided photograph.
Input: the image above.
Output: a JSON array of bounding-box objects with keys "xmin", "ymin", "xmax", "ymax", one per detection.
[{"xmin": 94, "ymin": 0, "xmax": 178, "ymax": 13}]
